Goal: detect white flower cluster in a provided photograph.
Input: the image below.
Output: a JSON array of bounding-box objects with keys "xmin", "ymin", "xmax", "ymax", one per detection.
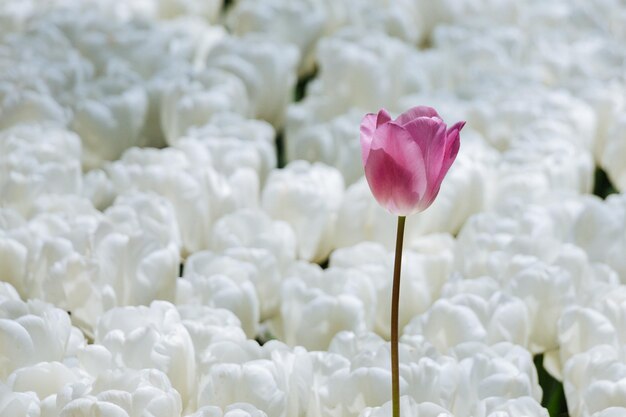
[{"xmin": 2, "ymin": 0, "xmax": 626, "ymax": 416}]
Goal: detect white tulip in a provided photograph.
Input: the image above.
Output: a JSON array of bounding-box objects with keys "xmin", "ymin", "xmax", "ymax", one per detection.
[
  {"xmin": 285, "ymin": 110, "xmax": 364, "ymax": 185},
  {"xmin": 104, "ymin": 146, "xmax": 258, "ymax": 254},
  {"xmin": 0, "ymin": 382, "xmax": 41, "ymax": 417},
  {"xmin": 330, "ymin": 242, "xmax": 452, "ymax": 339},
  {"xmin": 558, "ymin": 307, "xmax": 619, "ymax": 374},
  {"xmin": 7, "ymin": 361, "xmax": 90, "ymax": 402},
  {"xmin": 106, "ymin": 192, "xmax": 182, "ymax": 250},
  {"xmin": 481, "ymin": 396, "xmax": 549, "ymax": 417},
  {"xmin": 450, "ymin": 342, "xmax": 542, "ymax": 417},
  {"xmin": 262, "ymin": 161, "xmax": 344, "ymax": 262},
  {"xmin": 204, "ymin": 36, "xmax": 299, "ymax": 128},
  {"xmin": 0, "ymin": 296, "xmax": 85, "ymax": 380},
  {"xmin": 0, "ymin": 90, "xmax": 68, "ymax": 130},
  {"xmin": 187, "ymin": 403, "xmax": 268, "ymax": 417},
  {"xmin": 404, "ymin": 292, "xmax": 531, "ymax": 352},
  {"xmin": 211, "ymin": 208, "xmax": 296, "ymax": 272},
  {"xmin": 359, "ymin": 396, "xmax": 453, "ymax": 417},
  {"xmin": 95, "ymin": 301, "xmax": 196, "ymax": 407},
  {"xmin": 81, "ymin": 168, "xmax": 116, "ymax": 210},
  {"xmin": 227, "ymin": 0, "xmax": 325, "ymax": 74},
  {"xmin": 334, "ymin": 178, "xmax": 398, "ymax": 249},
  {"xmin": 0, "ymin": 124, "xmax": 82, "ymax": 217},
  {"xmin": 271, "ymin": 264, "xmax": 375, "ymax": 350},
  {"xmin": 592, "ymin": 408, "xmax": 626, "ymax": 417},
  {"xmin": 573, "ymin": 194, "xmax": 626, "ymax": 283},
  {"xmin": 200, "ymin": 361, "xmax": 281, "ymax": 414},
  {"xmin": 178, "ymin": 114, "xmax": 276, "ymax": 183},
  {"xmin": 92, "ymin": 224, "xmax": 179, "ymax": 306},
  {"xmin": 454, "ymin": 201, "xmax": 576, "ymax": 278},
  {"xmin": 494, "ymin": 138, "xmax": 594, "ymax": 205},
  {"xmin": 55, "ymin": 368, "xmax": 183, "ymax": 417},
  {"xmin": 70, "ymin": 68, "xmax": 149, "ymax": 169},
  {"xmin": 177, "ymin": 251, "xmax": 260, "ymax": 337},
  {"xmin": 226, "ymin": 247, "xmax": 286, "ymax": 321},
  {"xmin": 156, "ymin": 0, "xmax": 223, "ymax": 22},
  {"xmin": 310, "ymin": 29, "xmax": 419, "ymax": 111},
  {"xmin": 563, "ymin": 345, "xmax": 626, "ymax": 417},
  {"xmin": 177, "ymin": 304, "xmax": 246, "ymax": 366},
  {"xmin": 0, "ymin": 234, "xmax": 28, "ymax": 298},
  {"xmin": 466, "ymin": 89, "xmax": 596, "ymax": 152},
  {"xmin": 161, "ymin": 68, "xmax": 250, "ymax": 142}
]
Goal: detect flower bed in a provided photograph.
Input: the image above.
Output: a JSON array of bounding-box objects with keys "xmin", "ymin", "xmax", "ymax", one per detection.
[{"xmin": 1, "ymin": 1, "xmax": 625, "ymax": 416}]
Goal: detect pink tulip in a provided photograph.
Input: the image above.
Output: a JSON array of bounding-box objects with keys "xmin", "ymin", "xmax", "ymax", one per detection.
[{"xmin": 360, "ymin": 106, "xmax": 465, "ymax": 216}]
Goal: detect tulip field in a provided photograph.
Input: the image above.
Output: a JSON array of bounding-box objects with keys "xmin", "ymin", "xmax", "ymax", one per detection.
[{"xmin": 1, "ymin": 1, "xmax": 625, "ymax": 417}]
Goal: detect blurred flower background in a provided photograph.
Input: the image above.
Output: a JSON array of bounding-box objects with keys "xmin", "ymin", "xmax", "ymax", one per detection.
[{"xmin": 0, "ymin": 0, "xmax": 625, "ymax": 416}]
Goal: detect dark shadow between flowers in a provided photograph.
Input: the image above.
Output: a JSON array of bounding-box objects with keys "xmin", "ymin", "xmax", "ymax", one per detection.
[
  {"xmin": 534, "ymin": 354, "xmax": 569, "ymax": 417},
  {"xmin": 276, "ymin": 69, "xmax": 319, "ymax": 169},
  {"xmin": 276, "ymin": 131, "xmax": 286, "ymax": 169},
  {"xmin": 593, "ymin": 167, "xmax": 618, "ymax": 199},
  {"xmin": 222, "ymin": 0, "xmax": 234, "ymax": 13},
  {"xmin": 295, "ymin": 68, "xmax": 317, "ymax": 102}
]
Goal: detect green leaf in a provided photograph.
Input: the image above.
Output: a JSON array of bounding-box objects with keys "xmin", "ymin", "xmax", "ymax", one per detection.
[{"xmin": 534, "ymin": 354, "xmax": 569, "ymax": 417}]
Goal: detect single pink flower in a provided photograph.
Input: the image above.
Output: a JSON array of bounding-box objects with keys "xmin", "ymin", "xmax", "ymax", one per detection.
[{"xmin": 360, "ymin": 106, "xmax": 465, "ymax": 216}]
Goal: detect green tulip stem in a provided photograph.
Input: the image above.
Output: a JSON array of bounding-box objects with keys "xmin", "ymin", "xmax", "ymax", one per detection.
[{"xmin": 391, "ymin": 215, "xmax": 406, "ymax": 417}]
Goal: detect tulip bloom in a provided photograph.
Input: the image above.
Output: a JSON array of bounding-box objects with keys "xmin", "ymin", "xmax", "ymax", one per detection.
[
  {"xmin": 359, "ymin": 106, "xmax": 464, "ymax": 417},
  {"xmin": 360, "ymin": 106, "xmax": 465, "ymax": 216}
]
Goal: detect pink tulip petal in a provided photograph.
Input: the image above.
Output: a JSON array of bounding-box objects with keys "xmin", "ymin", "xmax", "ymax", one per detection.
[
  {"xmin": 395, "ymin": 106, "xmax": 441, "ymax": 126},
  {"xmin": 365, "ymin": 149, "xmax": 422, "ymax": 215},
  {"xmin": 439, "ymin": 122, "xmax": 463, "ymax": 179},
  {"xmin": 360, "ymin": 109, "xmax": 393, "ymax": 165},
  {"xmin": 360, "ymin": 113, "xmax": 378, "ymax": 165},
  {"xmin": 376, "ymin": 108, "xmax": 392, "ymax": 127},
  {"xmin": 424, "ymin": 122, "xmax": 464, "ymax": 207},
  {"xmin": 364, "ymin": 123, "xmax": 427, "ymax": 215},
  {"xmin": 447, "ymin": 121, "xmax": 466, "ymax": 137},
  {"xmin": 400, "ymin": 117, "xmax": 448, "ymax": 182}
]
